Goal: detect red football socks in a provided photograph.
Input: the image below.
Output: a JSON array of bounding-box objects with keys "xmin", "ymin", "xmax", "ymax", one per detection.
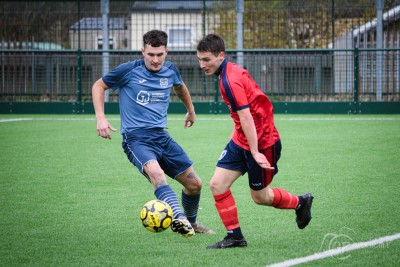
[
  {"xmin": 213, "ymin": 190, "xmax": 240, "ymax": 231},
  {"xmin": 271, "ymin": 188, "xmax": 299, "ymax": 209}
]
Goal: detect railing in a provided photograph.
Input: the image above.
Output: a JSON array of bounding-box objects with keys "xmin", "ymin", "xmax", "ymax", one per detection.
[{"xmin": 1, "ymin": 49, "xmax": 399, "ymax": 104}]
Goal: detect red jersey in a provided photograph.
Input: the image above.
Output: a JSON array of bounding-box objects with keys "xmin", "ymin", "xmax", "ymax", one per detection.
[{"xmin": 217, "ymin": 59, "xmax": 280, "ymax": 150}]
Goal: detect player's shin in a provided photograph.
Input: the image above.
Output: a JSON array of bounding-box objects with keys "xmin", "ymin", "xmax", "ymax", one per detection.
[{"xmin": 271, "ymin": 188, "xmax": 299, "ymax": 209}]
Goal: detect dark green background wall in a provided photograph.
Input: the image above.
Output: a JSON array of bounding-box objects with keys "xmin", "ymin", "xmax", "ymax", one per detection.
[{"xmin": 0, "ymin": 102, "xmax": 399, "ymax": 114}]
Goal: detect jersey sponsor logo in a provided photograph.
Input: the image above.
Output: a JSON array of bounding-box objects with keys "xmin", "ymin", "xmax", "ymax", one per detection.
[
  {"xmin": 160, "ymin": 78, "xmax": 168, "ymax": 88},
  {"xmin": 136, "ymin": 90, "xmax": 167, "ymax": 105},
  {"xmin": 136, "ymin": 90, "xmax": 151, "ymax": 105},
  {"xmin": 151, "ymin": 92, "xmax": 166, "ymax": 103}
]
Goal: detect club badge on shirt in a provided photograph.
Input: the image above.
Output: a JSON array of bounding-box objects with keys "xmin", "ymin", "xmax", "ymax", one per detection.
[{"xmin": 160, "ymin": 78, "xmax": 168, "ymax": 88}]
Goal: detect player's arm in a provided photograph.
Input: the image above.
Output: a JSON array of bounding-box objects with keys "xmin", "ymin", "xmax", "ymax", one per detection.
[
  {"xmin": 237, "ymin": 108, "xmax": 274, "ymax": 170},
  {"xmin": 173, "ymin": 82, "xmax": 196, "ymax": 128},
  {"xmin": 92, "ymin": 78, "xmax": 117, "ymax": 139}
]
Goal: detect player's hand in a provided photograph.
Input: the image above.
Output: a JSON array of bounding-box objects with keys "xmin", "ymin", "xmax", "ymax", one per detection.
[
  {"xmin": 252, "ymin": 152, "xmax": 275, "ymax": 170},
  {"xmin": 184, "ymin": 111, "xmax": 196, "ymax": 128},
  {"xmin": 96, "ymin": 118, "xmax": 117, "ymax": 139}
]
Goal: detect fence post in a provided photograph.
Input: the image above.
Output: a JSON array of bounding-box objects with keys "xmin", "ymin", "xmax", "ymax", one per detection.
[
  {"xmin": 353, "ymin": 48, "xmax": 359, "ymax": 113},
  {"xmin": 375, "ymin": 0, "xmax": 384, "ymax": 102},
  {"xmin": 76, "ymin": 49, "xmax": 82, "ymax": 114},
  {"xmin": 214, "ymin": 76, "xmax": 219, "ymax": 113}
]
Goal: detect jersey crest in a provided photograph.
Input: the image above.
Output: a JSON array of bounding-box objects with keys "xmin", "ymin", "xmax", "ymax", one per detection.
[{"xmin": 160, "ymin": 78, "xmax": 169, "ymax": 88}]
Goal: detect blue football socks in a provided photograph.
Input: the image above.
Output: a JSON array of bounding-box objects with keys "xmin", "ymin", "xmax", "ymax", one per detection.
[
  {"xmin": 182, "ymin": 191, "xmax": 200, "ymax": 223},
  {"xmin": 155, "ymin": 185, "xmax": 184, "ymax": 219}
]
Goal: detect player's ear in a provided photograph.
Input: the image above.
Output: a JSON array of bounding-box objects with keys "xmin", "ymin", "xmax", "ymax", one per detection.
[
  {"xmin": 141, "ymin": 47, "xmax": 145, "ymax": 55},
  {"xmin": 165, "ymin": 47, "xmax": 168, "ymax": 54}
]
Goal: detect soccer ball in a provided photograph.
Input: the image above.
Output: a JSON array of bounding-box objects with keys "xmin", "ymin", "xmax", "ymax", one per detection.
[{"xmin": 140, "ymin": 200, "xmax": 173, "ymax": 233}]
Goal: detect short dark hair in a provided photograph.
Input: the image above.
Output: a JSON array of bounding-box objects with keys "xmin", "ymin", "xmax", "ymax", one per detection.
[
  {"xmin": 143, "ymin": 30, "xmax": 168, "ymax": 47},
  {"xmin": 196, "ymin": 34, "xmax": 225, "ymax": 56}
]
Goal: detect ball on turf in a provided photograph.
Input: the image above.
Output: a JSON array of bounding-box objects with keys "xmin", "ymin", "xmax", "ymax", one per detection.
[{"xmin": 140, "ymin": 200, "xmax": 173, "ymax": 233}]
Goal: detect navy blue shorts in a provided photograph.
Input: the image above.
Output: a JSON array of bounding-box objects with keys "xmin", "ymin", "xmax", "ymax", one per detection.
[
  {"xmin": 122, "ymin": 128, "xmax": 193, "ymax": 180},
  {"xmin": 217, "ymin": 139, "xmax": 282, "ymax": 191}
]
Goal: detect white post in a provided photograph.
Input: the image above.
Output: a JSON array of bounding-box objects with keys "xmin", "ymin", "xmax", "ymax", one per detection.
[
  {"xmin": 236, "ymin": 0, "xmax": 244, "ymax": 67},
  {"xmin": 375, "ymin": 0, "xmax": 384, "ymax": 101},
  {"xmin": 101, "ymin": 0, "xmax": 110, "ymax": 102}
]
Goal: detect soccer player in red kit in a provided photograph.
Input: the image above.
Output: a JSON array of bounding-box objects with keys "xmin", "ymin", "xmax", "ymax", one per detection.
[{"xmin": 196, "ymin": 34, "xmax": 314, "ymax": 249}]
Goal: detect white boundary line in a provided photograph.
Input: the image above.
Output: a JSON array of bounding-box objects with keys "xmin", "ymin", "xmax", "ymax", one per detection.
[
  {"xmin": 0, "ymin": 118, "xmax": 33, "ymax": 123},
  {"xmin": 278, "ymin": 117, "xmax": 400, "ymax": 121},
  {"xmin": 266, "ymin": 233, "xmax": 400, "ymax": 267}
]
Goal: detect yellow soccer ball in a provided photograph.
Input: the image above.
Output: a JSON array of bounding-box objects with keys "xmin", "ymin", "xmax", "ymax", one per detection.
[{"xmin": 140, "ymin": 200, "xmax": 173, "ymax": 233}]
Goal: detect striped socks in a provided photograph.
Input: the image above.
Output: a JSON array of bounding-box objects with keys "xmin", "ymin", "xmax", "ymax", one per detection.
[
  {"xmin": 182, "ymin": 191, "xmax": 200, "ymax": 223},
  {"xmin": 155, "ymin": 185, "xmax": 184, "ymax": 219}
]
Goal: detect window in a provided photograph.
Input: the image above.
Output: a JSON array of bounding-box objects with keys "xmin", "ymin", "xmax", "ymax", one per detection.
[
  {"xmin": 96, "ymin": 36, "xmax": 114, "ymax": 50},
  {"xmin": 167, "ymin": 28, "xmax": 192, "ymax": 48}
]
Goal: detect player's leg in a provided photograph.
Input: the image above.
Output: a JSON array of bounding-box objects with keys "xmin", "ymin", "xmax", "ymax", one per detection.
[
  {"xmin": 142, "ymin": 161, "xmax": 194, "ymax": 237},
  {"xmin": 175, "ymin": 167, "xmax": 215, "ymax": 234},
  {"xmin": 144, "ymin": 161, "xmax": 183, "ymax": 216},
  {"xmin": 250, "ymin": 187, "xmax": 313, "ymax": 229},
  {"xmin": 175, "ymin": 167, "xmax": 202, "ymax": 225},
  {"xmin": 250, "ymin": 187, "xmax": 299, "ymax": 208},
  {"xmin": 122, "ymin": 132, "xmax": 193, "ymax": 237},
  {"xmin": 207, "ymin": 167, "xmax": 247, "ymax": 248},
  {"xmin": 248, "ymin": 140, "xmax": 314, "ymax": 229},
  {"xmin": 207, "ymin": 140, "xmax": 248, "ymax": 249},
  {"xmin": 160, "ymin": 135, "xmax": 210, "ymax": 237}
]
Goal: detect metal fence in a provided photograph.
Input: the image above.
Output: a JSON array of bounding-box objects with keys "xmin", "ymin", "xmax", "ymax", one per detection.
[
  {"xmin": 2, "ymin": 1, "xmax": 399, "ymax": 50},
  {"xmin": 1, "ymin": 49, "xmax": 399, "ymax": 103},
  {"xmin": 0, "ymin": 0, "xmax": 399, "ymax": 106}
]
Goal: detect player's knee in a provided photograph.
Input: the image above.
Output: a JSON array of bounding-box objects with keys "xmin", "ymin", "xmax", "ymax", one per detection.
[
  {"xmin": 183, "ymin": 172, "xmax": 203, "ymax": 194},
  {"xmin": 251, "ymin": 189, "xmax": 273, "ymax": 206},
  {"xmin": 209, "ymin": 178, "xmax": 225, "ymax": 195},
  {"xmin": 187, "ymin": 184, "xmax": 202, "ymax": 195},
  {"xmin": 146, "ymin": 168, "xmax": 164, "ymax": 180},
  {"xmin": 185, "ymin": 178, "xmax": 202, "ymax": 193},
  {"xmin": 251, "ymin": 194, "xmax": 265, "ymax": 205},
  {"xmin": 144, "ymin": 160, "xmax": 164, "ymax": 178},
  {"xmin": 209, "ymin": 178, "xmax": 217, "ymax": 191}
]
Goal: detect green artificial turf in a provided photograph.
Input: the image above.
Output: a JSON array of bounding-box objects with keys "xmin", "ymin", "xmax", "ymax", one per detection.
[{"xmin": 1, "ymin": 114, "xmax": 399, "ymax": 266}]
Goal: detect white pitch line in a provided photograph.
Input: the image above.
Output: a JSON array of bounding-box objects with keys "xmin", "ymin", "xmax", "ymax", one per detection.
[
  {"xmin": 280, "ymin": 117, "xmax": 400, "ymax": 121},
  {"xmin": 0, "ymin": 118, "xmax": 33, "ymax": 123},
  {"xmin": 266, "ymin": 233, "xmax": 400, "ymax": 267}
]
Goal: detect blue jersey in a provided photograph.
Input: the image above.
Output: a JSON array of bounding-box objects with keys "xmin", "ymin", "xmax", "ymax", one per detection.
[{"xmin": 102, "ymin": 58, "xmax": 183, "ymax": 133}]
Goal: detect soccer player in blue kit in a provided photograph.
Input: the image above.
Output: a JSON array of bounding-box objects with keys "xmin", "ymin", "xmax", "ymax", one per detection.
[{"xmin": 92, "ymin": 30, "xmax": 214, "ymax": 237}]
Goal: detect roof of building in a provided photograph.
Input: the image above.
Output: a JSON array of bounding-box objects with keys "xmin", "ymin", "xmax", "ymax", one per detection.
[
  {"xmin": 328, "ymin": 5, "xmax": 400, "ymax": 48},
  {"xmin": 352, "ymin": 5, "xmax": 400, "ymax": 36},
  {"xmin": 69, "ymin": 17, "xmax": 127, "ymax": 31},
  {"xmin": 131, "ymin": 0, "xmax": 213, "ymax": 12}
]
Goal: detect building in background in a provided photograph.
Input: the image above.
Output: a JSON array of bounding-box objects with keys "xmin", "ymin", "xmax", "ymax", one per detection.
[
  {"xmin": 331, "ymin": 6, "xmax": 400, "ymax": 96},
  {"xmin": 129, "ymin": 1, "xmax": 215, "ymax": 50},
  {"xmin": 69, "ymin": 17, "xmax": 129, "ymax": 50}
]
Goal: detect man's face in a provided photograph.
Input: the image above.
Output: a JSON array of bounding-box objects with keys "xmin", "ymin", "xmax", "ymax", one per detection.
[
  {"xmin": 197, "ymin": 51, "xmax": 225, "ymax": 76},
  {"xmin": 142, "ymin": 44, "xmax": 168, "ymax": 72}
]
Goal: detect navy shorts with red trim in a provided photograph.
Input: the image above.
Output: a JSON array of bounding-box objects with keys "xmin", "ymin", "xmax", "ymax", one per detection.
[{"xmin": 216, "ymin": 139, "xmax": 282, "ymax": 191}]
